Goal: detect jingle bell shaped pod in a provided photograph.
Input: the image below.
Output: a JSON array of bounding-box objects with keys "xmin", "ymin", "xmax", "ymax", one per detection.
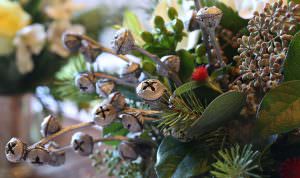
[
  {"xmin": 184, "ymin": 10, "xmax": 201, "ymax": 32},
  {"xmin": 120, "ymin": 113, "xmax": 143, "ymax": 133},
  {"xmin": 93, "ymin": 103, "xmax": 118, "ymax": 126},
  {"xmin": 96, "ymin": 79, "xmax": 115, "ymax": 98},
  {"xmin": 27, "ymin": 147, "xmax": 51, "ymax": 166},
  {"xmin": 156, "ymin": 55, "xmax": 180, "ymax": 77},
  {"xmin": 118, "ymin": 141, "xmax": 139, "ymax": 161},
  {"xmin": 119, "ymin": 62, "xmax": 141, "ymax": 83},
  {"xmin": 71, "ymin": 132, "xmax": 94, "ymax": 156},
  {"xmin": 74, "ymin": 72, "xmax": 96, "ymax": 93},
  {"xmin": 45, "ymin": 142, "xmax": 66, "ymax": 167},
  {"xmin": 119, "ymin": 139, "xmax": 156, "ymax": 161},
  {"xmin": 111, "ymin": 28, "xmax": 135, "ymax": 55},
  {"xmin": 107, "ymin": 92, "xmax": 127, "ymax": 112},
  {"xmin": 40, "ymin": 115, "xmax": 62, "ymax": 137},
  {"xmin": 196, "ymin": 6, "xmax": 223, "ymax": 30},
  {"xmin": 62, "ymin": 32, "xmax": 82, "ymax": 52},
  {"xmin": 5, "ymin": 138, "xmax": 27, "ymax": 163}
]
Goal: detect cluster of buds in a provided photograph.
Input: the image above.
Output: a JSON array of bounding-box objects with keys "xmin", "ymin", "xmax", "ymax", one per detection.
[{"xmin": 230, "ymin": 0, "xmax": 300, "ymax": 115}]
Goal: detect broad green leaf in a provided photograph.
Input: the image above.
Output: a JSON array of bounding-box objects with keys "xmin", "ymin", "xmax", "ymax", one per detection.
[
  {"xmin": 176, "ymin": 49, "xmax": 195, "ymax": 82},
  {"xmin": 200, "ymin": 0, "xmax": 248, "ymax": 33},
  {"xmin": 123, "ymin": 10, "xmax": 144, "ymax": 46},
  {"xmin": 188, "ymin": 91, "xmax": 246, "ymax": 137},
  {"xmin": 284, "ymin": 32, "xmax": 300, "ymax": 81},
  {"xmin": 103, "ymin": 122, "xmax": 129, "ymax": 146},
  {"xmin": 155, "ymin": 137, "xmax": 209, "ymax": 178},
  {"xmin": 174, "ymin": 81, "xmax": 222, "ymax": 96},
  {"xmin": 256, "ymin": 80, "xmax": 300, "ymax": 137}
]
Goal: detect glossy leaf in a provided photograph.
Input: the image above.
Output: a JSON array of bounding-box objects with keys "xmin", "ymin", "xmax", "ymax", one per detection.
[
  {"xmin": 176, "ymin": 49, "xmax": 195, "ymax": 82},
  {"xmin": 284, "ymin": 32, "xmax": 300, "ymax": 81}
]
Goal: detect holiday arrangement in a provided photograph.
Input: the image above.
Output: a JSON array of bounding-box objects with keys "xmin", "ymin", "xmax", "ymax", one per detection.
[{"xmin": 5, "ymin": 0, "xmax": 300, "ymax": 177}]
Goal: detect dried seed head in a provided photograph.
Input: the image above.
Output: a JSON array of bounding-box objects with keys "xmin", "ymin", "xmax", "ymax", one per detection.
[
  {"xmin": 71, "ymin": 132, "xmax": 94, "ymax": 156},
  {"xmin": 40, "ymin": 115, "xmax": 61, "ymax": 137},
  {"xmin": 27, "ymin": 147, "xmax": 51, "ymax": 166},
  {"xmin": 196, "ymin": 6, "xmax": 223, "ymax": 29},
  {"xmin": 184, "ymin": 10, "xmax": 200, "ymax": 31},
  {"xmin": 45, "ymin": 142, "xmax": 65, "ymax": 167},
  {"xmin": 136, "ymin": 79, "xmax": 166, "ymax": 101},
  {"xmin": 111, "ymin": 28, "xmax": 135, "ymax": 55},
  {"xmin": 5, "ymin": 138, "xmax": 27, "ymax": 163},
  {"xmin": 120, "ymin": 113, "xmax": 143, "ymax": 133},
  {"xmin": 107, "ymin": 92, "xmax": 126, "ymax": 112},
  {"xmin": 74, "ymin": 73, "xmax": 95, "ymax": 93},
  {"xmin": 62, "ymin": 32, "xmax": 82, "ymax": 52},
  {"xmin": 96, "ymin": 79, "xmax": 115, "ymax": 98},
  {"xmin": 120, "ymin": 62, "xmax": 141, "ymax": 82},
  {"xmin": 93, "ymin": 103, "xmax": 117, "ymax": 126},
  {"xmin": 118, "ymin": 141, "xmax": 138, "ymax": 161},
  {"xmin": 157, "ymin": 55, "xmax": 180, "ymax": 76}
]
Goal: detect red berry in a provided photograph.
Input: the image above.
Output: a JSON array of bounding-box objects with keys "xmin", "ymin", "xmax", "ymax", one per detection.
[
  {"xmin": 280, "ymin": 158, "xmax": 300, "ymax": 178},
  {"xmin": 192, "ymin": 66, "xmax": 208, "ymax": 81}
]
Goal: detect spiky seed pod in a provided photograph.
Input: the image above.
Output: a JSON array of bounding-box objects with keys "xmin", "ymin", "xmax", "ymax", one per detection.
[
  {"xmin": 111, "ymin": 28, "xmax": 135, "ymax": 55},
  {"xmin": 185, "ymin": 10, "xmax": 200, "ymax": 31},
  {"xmin": 44, "ymin": 142, "xmax": 65, "ymax": 167},
  {"xmin": 5, "ymin": 138, "xmax": 27, "ymax": 163},
  {"xmin": 71, "ymin": 132, "xmax": 94, "ymax": 156},
  {"xmin": 74, "ymin": 72, "xmax": 95, "ymax": 93},
  {"xmin": 156, "ymin": 55, "xmax": 180, "ymax": 77},
  {"xmin": 118, "ymin": 141, "xmax": 138, "ymax": 161},
  {"xmin": 96, "ymin": 79, "xmax": 115, "ymax": 98},
  {"xmin": 107, "ymin": 92, "xmax": 126, "ymax": 112},
  {"xmin": 136, "ymin": 79, "xmax": 166, "ymax": 101},
  {"xmin": 27, "ymin": 147, "xmax": 51, "ymax": 166},
  {"xmin": 62, "ymin": 33, "xmax": 82, "ymax": 52},
  {"xmin": 40, "ymin": 115, "xmax": 61, "ymax": 137},
  {"xmin": 120, "ymin": 113, "xmax": 143, "ymax": 133},
  {"xmin": 196, "ymin": 6, "xmax": 223, "ymax": 30},
  {"xmin": 93, "ymin": 103, "xmax": 117, "ymax": 126},
  {"xmin": 120, "ymin": 62, "xmax": 141, "ymax": 83}
]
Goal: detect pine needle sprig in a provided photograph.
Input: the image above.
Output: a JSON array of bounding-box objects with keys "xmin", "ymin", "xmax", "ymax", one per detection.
[{"xmin": 211, "ymin": 144, "xmax": 261, "ymax": 178}]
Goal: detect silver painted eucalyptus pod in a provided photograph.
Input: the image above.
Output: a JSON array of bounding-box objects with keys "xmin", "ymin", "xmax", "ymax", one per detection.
[
  {"xmin": 5, "ymin": 138, "xmax": 27, "ymax": 163},
  {"xmin": 136, "ymin": 79, "xmax": 169, "ymax": 109},
  {"xmin": 40, "ymin": 115, "xmax": 62, "ymax": 137},
  {"xmin": 119, "ymin": 113, "xmax": 143, "ymax": 133},
  {"xmin": 93, "ymin": 103, "xmax": 117, "ymax": 126},
  {"xmin": 119, "ymin": 62, "xmax": 141, "ymax": 83},
  {"xmin": 45, "ymin": 142, "xmax": 66, "ymax": 167},
  {"xmin": 71, "ymin": 132, "xmax": 94, "ymax": 156},
  {"xmin": 95, "ymin": 79, "xmax": 115, "ymax": 97},
  {"xmin": 27, "ymin": 147, "xmax": 51, "ymax": 166},
  {"xmin": 74, "ymin": 72, "xmax": 96, "ymax": 93},
  {"xmin": 156, "ymin": 55, "xmax": 180, "ymax": 77},
  {"xmin": 111, "ymin": 28, "xmax": 135, "ymax": 55}
]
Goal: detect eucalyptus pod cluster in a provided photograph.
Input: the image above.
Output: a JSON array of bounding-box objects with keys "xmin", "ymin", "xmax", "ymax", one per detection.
[{"xmin": 230, "ymin": 0, "xmax": 300, "ymax": 115}]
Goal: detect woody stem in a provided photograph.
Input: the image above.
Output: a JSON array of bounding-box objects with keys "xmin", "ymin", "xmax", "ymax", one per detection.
[{"xmin": 93, "ymin": 72, "xmax": 137, "ymax": 88}]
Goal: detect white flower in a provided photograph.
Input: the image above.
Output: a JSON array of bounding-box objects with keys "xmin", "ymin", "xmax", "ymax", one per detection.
[
  {"xmin": 14, "ymin": 24, "xmax": 46, "ymax": 74},
  {"xmin": 47, "ymin": 20, "xmax": 85, "ymax": 57}
]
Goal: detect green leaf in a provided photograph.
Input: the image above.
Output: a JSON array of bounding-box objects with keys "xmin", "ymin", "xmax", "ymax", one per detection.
[
  {"xmin": 103, "ymin": 122, "xmax": 129, "ymax": 146},
  {"xmin": 155, "ymin": 137, "xmax": 210, "ymax": 178},
  {"xmin": 176, "ymin": 49, "xmax": 195, "ymax": 82},
  {"xmin": 168, "ymin": 7, "xmax": 178, "ymax": 20},
  {"xmin": 174, "ymin": 81, "xmax": 222, "ymax": 96},
  {"xmin": 284, "ymin": 32, "xmax": 300, "ymax": 81},
  {"xmin": 289, "ymin": 0, "xmax": 300, "ymax": 3},
  {"xmin": 123, "ymin": 10, "xmax": 144, "ymax": 46},
  {"xmin": 200, "ymin": 0, "xmax": 248, "ymax": 33},
  {"xmin": 256, "ymin": 80, "xmax": 300, "ymax": 137},
  {"xmin": 188, "ymin": 91, "xmax": 246, "ymax": 137}
]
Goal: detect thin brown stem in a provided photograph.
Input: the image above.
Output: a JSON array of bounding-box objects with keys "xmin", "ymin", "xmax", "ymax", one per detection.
[
  {"xmin": 123, "ymin": 107, "xmax": 161, "ymax": 115},
  {"xmin": 93, "ymin": 72, "xmax": 137, "ymax": 88}
]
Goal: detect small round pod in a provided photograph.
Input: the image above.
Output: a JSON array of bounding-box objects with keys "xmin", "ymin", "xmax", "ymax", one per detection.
[
  {"xmin": 71, "ymin": 132, "xmax": 94, "ymax": 156},
  {"xmin": 27, "ymin": 147, "xmax": 51, "ymax": 166},
  {"xmin": 5, "ymin": 138, "xmax": 27, "ymax": 163},
  {"xmin": 136, "ymin": 79, "xmax": 169, "ymax": 109},
  {"xmin": 156, "ymin": 55, "xmax": 180, "ymax": 77},
  {"xmin": 93, "ymin": 103, "xmax": 118, "ymax": 126},
  {"xmin": 107, "ymin": 92, "xmax": 127, "ymax": 111},
  {"xmin": 96, "ymin": 79, "xmax": 115, "ymax": 97},
  {"xmin": 62, "ymin": 32, "xmax": 82, "ymax": 52},
  {"xmin": 74, "ymin": 72, "xmax": 96, "ymax": 93},
  {"xmin": 196, "ymin": 6, "xmax": 223, "ymax": 30},
  {"xmin": 120, "ymin": 62, "xmax": 141, "ymax": 83},
  {"xmin": 118, "ymin": 141, "xmax": 138, "ymax": 161},
  {"xmin": 184, "ymin": 10, "xmax": 201, "ymax": 31},
  {"xmin": 44, "ymin": 142, "xmax": 65, "ymax": 167},
  {"xmin": 40, "ymin": 115, "xmax": 62, "ymax": 137},
  {"xmin": 120, "ymin": 113, "xmax": 143, "ymax": 133},
  {"xmin": 111, "ymin": 28, "xmax": 135, "ymax": 55}
]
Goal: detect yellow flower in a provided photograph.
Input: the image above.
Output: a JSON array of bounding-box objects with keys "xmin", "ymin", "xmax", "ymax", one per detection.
[{"xmin": 0, "ymin": 0, "xmax": 30, "ymax": 38}]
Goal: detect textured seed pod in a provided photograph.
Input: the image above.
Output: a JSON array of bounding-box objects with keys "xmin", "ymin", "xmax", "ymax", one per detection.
[
  {"xmin": 156, "ymin": 55, "xmax": 180, "ymax": 77},
  {"xmin": 136, "ymin": 79, "xmax": 166, "ymax": 101},
  {"xmin": 111, "ymin": 28, "xmax": 135, "ymax": 55},
  {"xmin": 5, "ymin": 138, "xmax": 27, "ymax": 163},
  {"xmin": 120, "ymin": 62, "xmax": 141, "ymax": 83},
  {"xmin": 107, "ymin": 92, "xmax": 126, "ymax": 111},
  {"xmin": 196, "ymin": 6, "xmax": 223, "ymax": 30},
  {"xmin": 71, "ymin": 132, "xmax": 94, "ymax": 156},
  {"xmin": 27, "ymin": 147, "xmax": 51, "ymax": 166},
  {"xmin": 93, "ymin": 104, "xmax": 117, "ymax": 126},
  {"xmin": 118, "ymin": 141, "xmax": 138, "ymax": 161},
  {"xmin": 74, "ymin": 73, "xmax": 95, "ymax": 93},
  {"xmin": 184, "ymin": 10, "xmax": 200, "ymax": 31},
  {"xmin": 79, "ymin": 40, "xmax": 102, "ymax": 63},
  {"xmin": 96, "ymin": 79, "xmax": 115, "ymax": 97},
  {"xmin": 44, "ymin": 142, "xmax": 65, "ymax": 167},
  {"xmin": 40, "ymin": 115, "xmax": 61, "ymax": 137},
  {"xmin": 62, "ymin": 32, "xmax": 82, "ymax": 52},
  {"xmin": 120, "ymin": 113, "xmax": 143, "ymax": 133}
]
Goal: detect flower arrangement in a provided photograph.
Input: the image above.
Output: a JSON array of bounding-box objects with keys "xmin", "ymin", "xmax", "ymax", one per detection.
[{"xmin": 5, "ymin": 0, "xmax": 300, "ymax": 178}]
